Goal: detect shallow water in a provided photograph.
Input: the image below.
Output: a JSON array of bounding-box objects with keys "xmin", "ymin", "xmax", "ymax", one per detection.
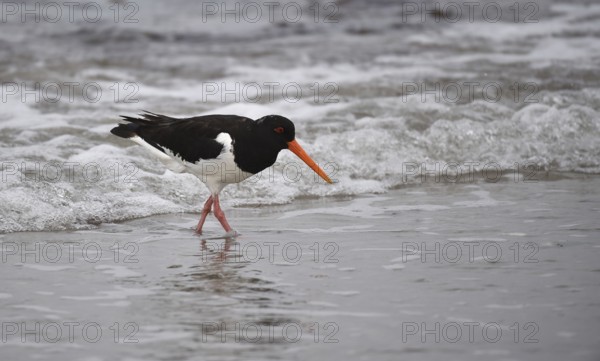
[
  {"xmin": 1, "ymin": 0, "xmax": 600, "ymax": 232},
  {"xmin": 1, "ymin": 177, "xmax": 599, "ymax": 360}
]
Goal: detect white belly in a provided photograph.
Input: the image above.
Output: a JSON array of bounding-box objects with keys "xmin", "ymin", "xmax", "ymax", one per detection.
[
  {"xmin": 186, "ymin": 151, "xmax": 254, "ymax": 194},
  {"xmin": 130, "ymin": 133, "xmax": 254, "ymax": 194}
]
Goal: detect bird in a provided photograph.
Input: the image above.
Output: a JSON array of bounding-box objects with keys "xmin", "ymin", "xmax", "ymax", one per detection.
[{"xmin": 110, "ymin": 112, "xmax": 332, "ymax": 235}]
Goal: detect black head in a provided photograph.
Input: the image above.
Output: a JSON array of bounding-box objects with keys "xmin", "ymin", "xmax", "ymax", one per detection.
[
  {"xmin": 250, "ymin": 114, "xmax": 332, "ymax": 183},
  {"xmin": 255, "ymin": 115, "xmax": 295, "ymax": 148}
]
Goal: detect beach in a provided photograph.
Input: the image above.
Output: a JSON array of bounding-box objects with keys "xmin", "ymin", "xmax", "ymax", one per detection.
[
  {"xmin": 1, "ymin": 0, "xmax": 600, "ymax": 359},
  {"xmin": 1, "ymin": 175, "xmax": 599, "ymax": 360}
]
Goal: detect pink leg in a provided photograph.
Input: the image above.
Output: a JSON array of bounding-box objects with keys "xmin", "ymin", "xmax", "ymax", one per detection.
[
  {"xmin": 212, "ymin": 195, "xmax": 233, "ymax": 233},
  {"xmin": 195, "ymin": 196, "xmax": 213, "ymax": 234}
]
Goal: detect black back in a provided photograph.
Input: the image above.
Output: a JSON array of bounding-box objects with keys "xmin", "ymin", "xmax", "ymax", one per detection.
[{"xmin": 111, "ymin": 112, "xmax": 295, "ymax": 174}]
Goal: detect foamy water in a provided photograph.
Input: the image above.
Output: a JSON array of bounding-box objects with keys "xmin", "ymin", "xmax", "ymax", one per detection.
[{"xmin": 1, "ymin": 0, "xmax": 600, "ymax": 233}]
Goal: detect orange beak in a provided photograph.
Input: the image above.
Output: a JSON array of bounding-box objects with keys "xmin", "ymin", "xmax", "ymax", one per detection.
[{"xmin": 287, "ymin": 139, "xmax": 332, "ymax": 184}]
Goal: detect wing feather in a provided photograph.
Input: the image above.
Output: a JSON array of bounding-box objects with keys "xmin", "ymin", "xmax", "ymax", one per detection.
[{"xmin": 112, "ymin": 112, "xmax": 253, "ymax": 163}]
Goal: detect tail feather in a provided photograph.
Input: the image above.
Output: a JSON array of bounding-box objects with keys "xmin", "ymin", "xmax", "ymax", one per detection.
[
  {"xmin": 110, "ymin": 123, "xmax": 139, "ymax": 138},
  {"xmin": 121, "ymin": 111, "xmax": 178, "ymax": 125},
  {"xmin": 111, "ymin": 111, "xmax": 178, "ymax": 138}
]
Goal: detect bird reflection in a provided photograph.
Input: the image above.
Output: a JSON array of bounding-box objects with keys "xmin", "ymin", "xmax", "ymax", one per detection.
[
  {"xmin": 160, "ymin": 236, "xmax": 305, "ymax": 347},
  {"xmin": 200, "ymin": 236, "xmax": 237, "ymax": 263},
  {"xmin": 178, "ymin": 236, "xmax": 278, "ymax": 299}
]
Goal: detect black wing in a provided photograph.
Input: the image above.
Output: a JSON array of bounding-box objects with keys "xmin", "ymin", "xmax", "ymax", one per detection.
[{"xmin": 111, "ymin": 112, "xmax": 253, "ymax": 163}]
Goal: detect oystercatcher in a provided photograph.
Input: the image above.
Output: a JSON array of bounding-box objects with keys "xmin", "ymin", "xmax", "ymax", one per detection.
[{"xmin": 111, "ymin": 112, "xmax": 332, "ymax": 235}]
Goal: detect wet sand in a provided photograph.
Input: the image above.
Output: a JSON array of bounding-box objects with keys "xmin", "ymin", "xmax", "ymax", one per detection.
[{"xmin": 1, "ymin": 176, "xmax": 599, "ymax": 361}]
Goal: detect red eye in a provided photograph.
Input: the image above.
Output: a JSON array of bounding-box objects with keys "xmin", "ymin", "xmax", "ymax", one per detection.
[{"xmin": 274, "ymin": 127, "xmax": 284, "ymax": 134}]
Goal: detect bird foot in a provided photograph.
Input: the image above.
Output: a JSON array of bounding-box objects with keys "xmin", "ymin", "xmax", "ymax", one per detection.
[
  {"xmin": 194, "ymin": 228, "xmax": 239, "ymax": 238},
  {"xmin": 223, "ymin": 229, "xmax": 240, "ymax": 238}
]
